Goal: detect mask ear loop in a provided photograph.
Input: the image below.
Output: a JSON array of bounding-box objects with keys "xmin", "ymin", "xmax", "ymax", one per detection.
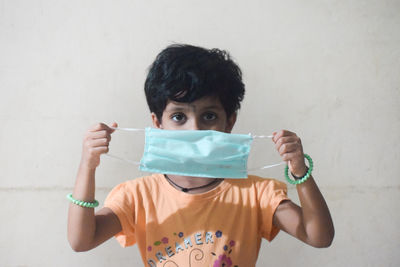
[
  {"xmin": 247, "ymin": 162, "xmax": 286, "ymax": 171},
  {"xmin": 104, "ymin": 127, "xmax": 145, "ymax": 165},
  {"xmin": 104, "ymin": 153, "xmax": 141, "ymax": 165},
  {"xmin": 251, "ymin": 134, "xmax": 274, "ymax": 139},
  {"xmin": 246, "ymin": 134, "xmax": 286, "ymax": 171},
  {"xmin": 109, "ymin": 127, "xmax": 145, "ymax": 132}
]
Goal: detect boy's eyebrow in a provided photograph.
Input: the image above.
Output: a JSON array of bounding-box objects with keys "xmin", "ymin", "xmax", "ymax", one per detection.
[
  {"xmin": 199, "ymin": 105, "xmax": 221, "ymax": 110},
  {"xmin": 165, "ymin": 104, "xmax": 222, "ymax": 112},
  {"xmin": 165, "ymin": 106, "xmax": 188, "ymax": 112}
]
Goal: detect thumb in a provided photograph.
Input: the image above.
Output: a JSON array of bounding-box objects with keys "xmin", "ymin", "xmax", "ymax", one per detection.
[{"xmin": 109, "ymin": 122, "xmax": 118, "ymax": 133}]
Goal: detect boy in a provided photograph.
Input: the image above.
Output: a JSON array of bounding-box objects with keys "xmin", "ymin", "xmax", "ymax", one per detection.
[{"xmin": 67, "ymin": 44, "xmax": 334, "ymax": 266}]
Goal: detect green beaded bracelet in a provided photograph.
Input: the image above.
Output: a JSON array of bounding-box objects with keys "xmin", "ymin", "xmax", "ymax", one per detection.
[
  {"xmin": 67, "ymin": 193, "xmax": 99, "ymax": 208},
  {"xmin": 285, "ymin": 154, "xmax": 313, "ymax": 185}
]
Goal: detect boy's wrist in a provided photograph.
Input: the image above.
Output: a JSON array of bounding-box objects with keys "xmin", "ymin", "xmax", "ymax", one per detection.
[
  {"xmin": 78, "ymin": 161, "xmax": 97, "ymax": 174},
  {"xmin": 291, "ymin": 166, "xmax": 309, "ymax": 180}
]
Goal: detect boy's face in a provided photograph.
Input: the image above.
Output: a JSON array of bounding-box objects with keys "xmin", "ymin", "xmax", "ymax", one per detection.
[{"xmin": 151, "ymin": 95, "xmax": 236, "ymax": 133}]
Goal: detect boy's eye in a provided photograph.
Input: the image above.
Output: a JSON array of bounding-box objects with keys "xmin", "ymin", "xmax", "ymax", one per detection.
[
  {"xmin": 171, "ymin": 113, "xmax": 186, "ymax": 122},
  {"xmin": 203, "ymin": 112, "xmax": 217, "ymax": 121}
]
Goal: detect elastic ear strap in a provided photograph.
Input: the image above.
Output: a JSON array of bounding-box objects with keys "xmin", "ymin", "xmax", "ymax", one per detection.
[
  {"xmin": 248, "ymin": 134, "xmax": 283, "ymax": 170},
  {"xmin": 105, "ymin": 153, "xmax": 141, "ymax": 165},
  {"xmin": 247, "ymin": 161, "xmax": 286, "ymax": 171},
  {"xmin": 105, "ymin": 127, "xmax": 143, "ymax": 165},
  {"xmin": 251, "ymin": 134, "xmax": 273, "ymax": 139},
  {"xmin": 110, "ymin": 127, "xmax": 145, "ymax": 132}
]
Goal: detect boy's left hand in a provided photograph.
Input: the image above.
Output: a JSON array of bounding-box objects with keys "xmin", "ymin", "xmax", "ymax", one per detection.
[{"xmin": 272, "ymin": 130, "xmax": 307, "ymax": 177}]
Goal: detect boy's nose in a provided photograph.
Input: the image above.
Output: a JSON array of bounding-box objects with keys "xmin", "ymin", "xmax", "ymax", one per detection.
[{"xmin": 188, "ymin": 118, "xmax": 201, "ymax": 130}]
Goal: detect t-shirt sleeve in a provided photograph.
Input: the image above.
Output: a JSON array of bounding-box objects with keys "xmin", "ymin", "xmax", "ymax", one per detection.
[
  {"xmin": 258, "ymin": 178, "xmax": 290, "ymax": 242},
  {"xmin": 104, "ymin": 182, "xmax": 136, "ymax": 247}
]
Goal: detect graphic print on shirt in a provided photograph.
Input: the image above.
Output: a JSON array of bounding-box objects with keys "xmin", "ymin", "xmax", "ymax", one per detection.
[{"xmin": 146, "ymin": 230, "xmax": 239, "ymax": 267}]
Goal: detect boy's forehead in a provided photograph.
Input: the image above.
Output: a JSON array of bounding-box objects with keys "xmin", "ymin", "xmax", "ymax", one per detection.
[{"xmin": 164, "ymin": 96, "xmax": 224, "ymax": 112}]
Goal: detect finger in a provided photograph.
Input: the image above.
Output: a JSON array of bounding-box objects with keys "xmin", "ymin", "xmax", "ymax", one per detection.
[
  {"xmin": 278, "ymin": 142, "xmax": 299, "ymax": 156},
  {"xmin": 281, "ymin": 150, "xmax": 303, "ymax": 162},
  {"xmin": 89, "ymin": 138, "xmax": 109, "ymax": 148},
  {"xmin": 89, "ymin": 122, "xmax": 110, "ymax": 132},
  {"xmin": 272, "ymin": 130, "xmax": 296, "ymax": 143},
  {"xmin": 85, "ymin": 130, "xmax": 111, "ymax": 141},
  {"xmin": 274, "ymin": 136, "xmax": 299, "ymax": 149},
  {"xmin": 109, "ymin": 122, "xmax": 118, "ymax": 133}
]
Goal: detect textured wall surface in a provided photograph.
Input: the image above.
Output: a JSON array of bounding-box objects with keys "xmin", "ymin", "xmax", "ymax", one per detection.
[{"xmin": 0, "ymin": 0, "xmax": 399, "ymax": 266}]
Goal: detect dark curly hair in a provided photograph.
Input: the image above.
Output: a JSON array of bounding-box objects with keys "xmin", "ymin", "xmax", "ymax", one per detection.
[{"xmin": 144, "ymin": 44, "xmax": 245, "ymax": 121}]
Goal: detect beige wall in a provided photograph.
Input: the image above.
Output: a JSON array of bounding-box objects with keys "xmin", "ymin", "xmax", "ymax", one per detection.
[{"xmin": 1, "ymin": 0, "xmax": 399, "ymax": 266}]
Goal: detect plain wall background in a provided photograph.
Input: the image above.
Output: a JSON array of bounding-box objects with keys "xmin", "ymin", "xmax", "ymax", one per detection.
[{"xmin": 1, "ymin": 0, "xmax": 399, "ymax": 266}]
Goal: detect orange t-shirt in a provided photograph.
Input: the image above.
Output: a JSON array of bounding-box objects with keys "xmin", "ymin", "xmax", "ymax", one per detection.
[{"xmin": 104, "ymin": 174, "xmax": 289, "ymax": 267}]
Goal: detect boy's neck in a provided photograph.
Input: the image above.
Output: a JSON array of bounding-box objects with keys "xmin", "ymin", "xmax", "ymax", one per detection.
[{"xmin": 164, "ymin": 174, "xmax": 224, "ymax": 194}]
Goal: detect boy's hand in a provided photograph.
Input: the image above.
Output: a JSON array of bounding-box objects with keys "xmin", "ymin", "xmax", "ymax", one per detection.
[
  {"xmin": 272, "ymin": 130, "xmax": 307, "ymax": 177},
  {"xmin": 80, "ymin": 122, "xmax": 118, "ymax": 170}
]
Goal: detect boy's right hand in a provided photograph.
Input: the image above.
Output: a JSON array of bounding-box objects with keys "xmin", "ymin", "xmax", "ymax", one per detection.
[{"xmin": 80, "ymin": 122, "xmax": 118, "ymax": 170}]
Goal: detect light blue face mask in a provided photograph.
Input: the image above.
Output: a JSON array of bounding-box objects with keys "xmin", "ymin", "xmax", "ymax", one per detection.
[{"xmin": 106, "ymin": 127, "xmax": 285, "ymax": 179}]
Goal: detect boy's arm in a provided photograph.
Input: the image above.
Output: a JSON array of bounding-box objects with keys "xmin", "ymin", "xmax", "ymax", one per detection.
[
  {"xmin": 67, "ymin": 123, "xmax": 122, "ymax": 252},
  {"xmin": 273, "ymin": 176, "xmax": 334, "ymax": 247},
  {"xmin": 271, "ymin": 130, "xmax": 334, "ymax": 248}
]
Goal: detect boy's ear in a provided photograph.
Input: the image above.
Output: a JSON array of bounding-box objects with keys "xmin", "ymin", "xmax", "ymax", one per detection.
[
  {"xmin": 226, "ymin": 112, "xmax": 237, "ymax": 133},
  {"xmin": 151, "ymin": 113, "xmax": 163, "ymax": 129}
]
